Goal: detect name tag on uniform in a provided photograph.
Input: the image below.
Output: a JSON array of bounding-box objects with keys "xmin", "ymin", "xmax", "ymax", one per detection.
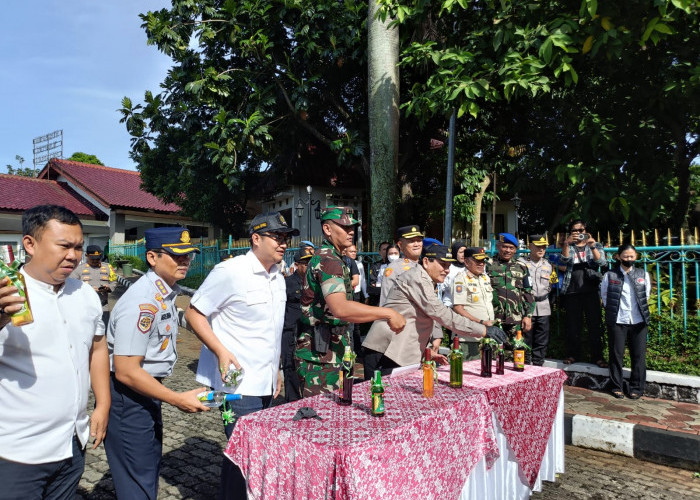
[{"xmin": 160, "ymin": 312, "xmax": 172, "ymax": 321}]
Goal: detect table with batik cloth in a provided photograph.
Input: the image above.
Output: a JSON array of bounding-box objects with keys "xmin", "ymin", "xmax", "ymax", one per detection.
[{"xmin": 224, "ymin": 361, "xmax": 568, "ymax": 500}]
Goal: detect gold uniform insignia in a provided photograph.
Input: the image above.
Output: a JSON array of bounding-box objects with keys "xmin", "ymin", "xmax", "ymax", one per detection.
[
  {"xmin": 180, "ymin": 230, "xmax": 191, "ymax": 243},
  {"xmin": 384, "ymin": 268, "xmax": 393, "ymax": 277},
  {"xmin": 159, "ymin": 337, "xmax": 170, "ymax": 352},
  {"xmin": 138, "ymin": 313, "xmax": 154, "ymax": 333}
]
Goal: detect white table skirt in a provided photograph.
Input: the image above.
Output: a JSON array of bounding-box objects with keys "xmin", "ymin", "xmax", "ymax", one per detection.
[{"xmin": 459, "ymin": 388, "xmax": 565, "ymax": 499}]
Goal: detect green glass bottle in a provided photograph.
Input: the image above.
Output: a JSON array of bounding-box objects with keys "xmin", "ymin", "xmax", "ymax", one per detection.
[
  {"xmin": 371, "ymin": 370, "xmax": 385, "ymax": 416},
  {"xmin": 449, "ymin": 336, "xmax": 463, "ymax": 388},
  {"xmin": 338, "ymin": 346, "xmax": 354, "ymax": 406}
]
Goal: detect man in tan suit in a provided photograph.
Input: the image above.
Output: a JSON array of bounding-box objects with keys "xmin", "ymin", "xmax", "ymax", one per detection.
[{"xmin": 362, "ymin": 244, "xmax": 507, "ymax": 378}]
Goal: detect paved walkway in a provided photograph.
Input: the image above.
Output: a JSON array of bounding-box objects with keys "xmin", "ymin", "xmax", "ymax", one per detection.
[{"xmin": 564, "ymin": 385, "xmax": 700, "ymax": 434}]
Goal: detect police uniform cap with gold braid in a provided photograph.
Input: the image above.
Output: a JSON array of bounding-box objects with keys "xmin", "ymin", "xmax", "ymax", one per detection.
[
  {"xmin": 464, "ymin": 247, "xmax": 487, "ymax": 260},
  {"xmin": 529, "ymin": 234, "xmax": 549, "ymax": 246},
  {"xmin": 86, "ymin": 244, "xmax": 103, "ymax": 259},
  {"xmin": 145, "ymin": 227, "xmax": 201, "ymax": 255},
  {"xmin": 422, "ymin": 244, "xmax": 456, "ymax": 262},
  {"xmin": 396, "ymin": 225, "xmax": 424, "ymax": 239}
]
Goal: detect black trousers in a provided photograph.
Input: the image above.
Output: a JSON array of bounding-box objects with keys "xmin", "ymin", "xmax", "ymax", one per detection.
[
  {"xmin": 281, "ymin": 326, "xmax": 301, "ymax": 402},
  {"xmin": 524, "ymin": 315, "xmax": 550, "ymax": 366},
  {"xmin": 362, "ymin": 348, "xmax": 400, "ymax": 380},
  {"xmin": 608, "ymin": 322, "xmax": 648, "ymax": 394},
  {"xmin": 563, "ymin": 291, "xmax": 604, "ymax": 362}
]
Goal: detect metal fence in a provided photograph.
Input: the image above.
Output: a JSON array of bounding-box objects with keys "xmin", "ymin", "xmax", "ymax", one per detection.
[{"xmin": 109, "ymin": 241, "xmax": 699, "ymax": 340}]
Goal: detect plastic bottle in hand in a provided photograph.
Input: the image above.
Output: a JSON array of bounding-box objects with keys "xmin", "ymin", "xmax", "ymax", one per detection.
[{"xmin": 197, "ymin": 391, "xmax": 242, "ymax": 408}]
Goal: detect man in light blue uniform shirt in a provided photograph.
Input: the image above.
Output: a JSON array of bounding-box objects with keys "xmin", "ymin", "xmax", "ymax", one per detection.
[{"xmin": 105, "ymin": 227, "xmax": 209, "ymax": 500}]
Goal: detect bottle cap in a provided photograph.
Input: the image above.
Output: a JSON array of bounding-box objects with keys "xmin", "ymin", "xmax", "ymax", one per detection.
[
  {"xmin": 424, "ymin": 347, "xmax": 432, "ymax": 362},
  {"xmin": 516, "ymin": 330, "xmax": 522, "ymax": 340},
  {"xmin": 453, "ymin": 336, "xmax": 460, "ymax": 349},
  {"xmin": 374, "ymin": 369, "xmax": 382, "ymax": 383}
]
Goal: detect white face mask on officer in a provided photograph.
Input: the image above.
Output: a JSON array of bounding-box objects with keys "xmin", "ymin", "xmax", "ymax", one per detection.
[{"xmin": 388, "ymin": 254, "xmax": 400, "ymax": 263}]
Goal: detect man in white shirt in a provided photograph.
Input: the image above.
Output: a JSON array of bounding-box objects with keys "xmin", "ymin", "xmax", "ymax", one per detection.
[
  {"xmin": 0, "ymin": 204, "xmax": 110, "ymax": 500},
  {"xmin": 185, "ymin": 211, "xmax": 299, "ymax": 499}
]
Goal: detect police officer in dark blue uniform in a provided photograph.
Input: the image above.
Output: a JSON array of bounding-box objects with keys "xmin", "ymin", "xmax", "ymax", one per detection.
[{"xmin": 104, "ymin": 227, "xmax": 209, "ymax": 500}]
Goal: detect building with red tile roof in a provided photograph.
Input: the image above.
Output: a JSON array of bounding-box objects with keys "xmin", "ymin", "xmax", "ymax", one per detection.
[{"xmin": 0, "ymin": 160, "xmax": 212, "ymax": 259}]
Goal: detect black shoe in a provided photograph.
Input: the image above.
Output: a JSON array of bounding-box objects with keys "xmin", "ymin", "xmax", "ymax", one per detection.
[
  {"xmin": 628, "ymin": 391, "xmax": 643, "ymax": 400},
  {"xmin": 611, "ymin": 390, "xmax": 624, "ymax": 399}
]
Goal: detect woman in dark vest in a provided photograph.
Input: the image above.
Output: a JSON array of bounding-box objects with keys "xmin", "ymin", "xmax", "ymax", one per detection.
[{"xmin": 600, "ymin": 244, "xmax": 651, "ymax": 399}]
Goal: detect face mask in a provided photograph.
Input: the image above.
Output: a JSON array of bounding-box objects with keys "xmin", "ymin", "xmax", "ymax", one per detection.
[
  {"xmin": 620, "ymin": 259, "xmax": 635, "ymax": 269},
  {"xmin": 388, "ymin": 254, "xmax": 400, "ymax": 262}
]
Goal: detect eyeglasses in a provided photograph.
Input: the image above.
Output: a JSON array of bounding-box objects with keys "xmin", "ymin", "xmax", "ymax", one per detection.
[
  {"xmin": 571, "ymin": 228, "xmax": 585, "ymax": 233},
  {"xmin": 261, "ymin": 232, "xmax": 292, "ymax": 245}
]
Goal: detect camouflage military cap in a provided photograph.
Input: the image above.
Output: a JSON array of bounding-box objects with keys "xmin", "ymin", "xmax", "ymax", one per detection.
[{"xmin": 320, "ymin": 206, "xmax": 360, "ymax": 226}]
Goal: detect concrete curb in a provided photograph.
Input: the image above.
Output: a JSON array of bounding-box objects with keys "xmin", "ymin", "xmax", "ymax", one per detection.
[
  {"xmin": 543, "ymin": 359, "xmax": 700, "ymax": 403},
  {"xmin": 564, "ymin": 412, "xmax": 700, "ymax": 471}
]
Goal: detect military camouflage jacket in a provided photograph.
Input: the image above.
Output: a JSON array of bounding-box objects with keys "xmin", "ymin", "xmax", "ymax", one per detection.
[
  {"xmin": 486, "ymin": 256, "xmax": 535, "ymax": 324},
  {"xmin": 300, "ymin": 240, "xmax": 353, "ymax": 328}
]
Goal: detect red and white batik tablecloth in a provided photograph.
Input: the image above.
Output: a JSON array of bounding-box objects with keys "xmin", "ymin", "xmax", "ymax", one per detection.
[
  {"xmin": 431, "ymin": 361, "xmax": 568, "ymax": 488},
  {"xmin": 224, "ymin": 374, "xmax": 499, "ymax": 500}
]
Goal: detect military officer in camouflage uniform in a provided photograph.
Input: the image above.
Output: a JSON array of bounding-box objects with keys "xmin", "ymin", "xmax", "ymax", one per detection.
[
  {"xmin": 487, "ymin": 233, "xmax": 535, "ymax": 339},
  {"xmin": 70, "ymin": 244, "xmax": 117, "ymax": 325},
  {"xmin": 295, "ymin": 206, "xmax": 405, "ymax": 397}
]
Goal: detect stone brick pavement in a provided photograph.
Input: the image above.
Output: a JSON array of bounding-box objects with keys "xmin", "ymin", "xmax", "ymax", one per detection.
[{"xmin": 564, "ymin": 385, "xmax": 700, "ymax": 435}]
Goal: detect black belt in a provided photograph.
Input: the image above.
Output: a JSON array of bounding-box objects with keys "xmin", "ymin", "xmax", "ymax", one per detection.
[{"xmin": 534, "ymin": 294, "xmax": 549, "ymax": 302}]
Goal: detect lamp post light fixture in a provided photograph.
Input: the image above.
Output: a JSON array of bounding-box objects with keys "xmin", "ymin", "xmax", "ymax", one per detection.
[
  {"xmin": 511, "ymin": 193, "xmax": 521, "ymax": 239},
  {"xmin": 296, "ymin": 185, "xmax": 321, "ymax": 240}
]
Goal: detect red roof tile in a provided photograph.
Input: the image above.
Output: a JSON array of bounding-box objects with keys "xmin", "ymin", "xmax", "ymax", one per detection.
[
  {"xmin": 0, "ymin": 174, "xmax": 101, "ymax": 217},
  {"xmin": 41, "ymin": 159, "xmax": 181, "ymax": 213}
]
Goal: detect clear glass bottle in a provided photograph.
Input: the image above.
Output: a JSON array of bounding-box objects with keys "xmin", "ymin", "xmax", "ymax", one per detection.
[{"xmin": 197, "ymin": 391, "xmax": 242, "ymax": 408}]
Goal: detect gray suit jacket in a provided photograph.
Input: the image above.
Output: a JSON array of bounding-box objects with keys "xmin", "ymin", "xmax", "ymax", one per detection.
[{"xmin": 363, "ymin": 265, "xmax": 484, "ymax": 366}]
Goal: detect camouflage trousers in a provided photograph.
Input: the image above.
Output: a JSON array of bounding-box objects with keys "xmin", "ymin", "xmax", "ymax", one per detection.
[{"xmin": 295, "ymin": 329, "xmax": 350, "ymax": 398}]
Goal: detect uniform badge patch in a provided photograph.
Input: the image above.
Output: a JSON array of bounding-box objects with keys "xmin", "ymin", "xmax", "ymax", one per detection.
[
  {"xmin": 456, "ymin": 285, "xmax": 463, "ymax": 294},
  {"xmin": 403, "ymin": 265, "xmax": 411, "ymax": 271},
  {"xmin": 138, "ymin": 312, "xmax": 154, "ymax": 333},
  {"xmin": 384, "ymin": 268, "xmax": 393, "ymax": 277},
  {"xmin": 636, "ymin": 278, "xmax": 645, "ymax": 284},
  {"xmin": 139, "ymin": 303, "xmax": 159, "ymax": 314},
  {"xmin": 159, "ymin": 337, "xmax": 169, "ymax": 352},
  {"xmin": 473, "ymin": 296, "xmax": 479, "ymax": 302}
]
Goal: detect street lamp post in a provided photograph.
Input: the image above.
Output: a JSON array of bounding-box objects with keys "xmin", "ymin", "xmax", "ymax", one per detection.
[
  {"xmin": 511, "ymin": 193, "xmax": 521, "ymax": 240},
  {"xmin": 295, "ymin": 185, "xmax": 321, "ymax": 240}
]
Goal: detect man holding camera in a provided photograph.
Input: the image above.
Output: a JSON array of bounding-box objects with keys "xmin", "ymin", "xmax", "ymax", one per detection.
[{"xmin": 558, "ymin": 219, "xmax": 608, "ymax": 367}]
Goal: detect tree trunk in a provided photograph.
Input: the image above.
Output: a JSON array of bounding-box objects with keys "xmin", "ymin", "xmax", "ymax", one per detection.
[
  {"xmin": 471, "ymin": 174, "xmax": 491, "ymax": 246},
  {"xmin": 368, "ymin": 0, "xmax": 399, "ymax": 246}
]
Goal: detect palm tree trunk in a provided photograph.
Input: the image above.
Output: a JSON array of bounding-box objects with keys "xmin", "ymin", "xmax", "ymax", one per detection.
[{"xmin": 368, "ymin": 0, "xmax": 399, "ymax": 245}]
